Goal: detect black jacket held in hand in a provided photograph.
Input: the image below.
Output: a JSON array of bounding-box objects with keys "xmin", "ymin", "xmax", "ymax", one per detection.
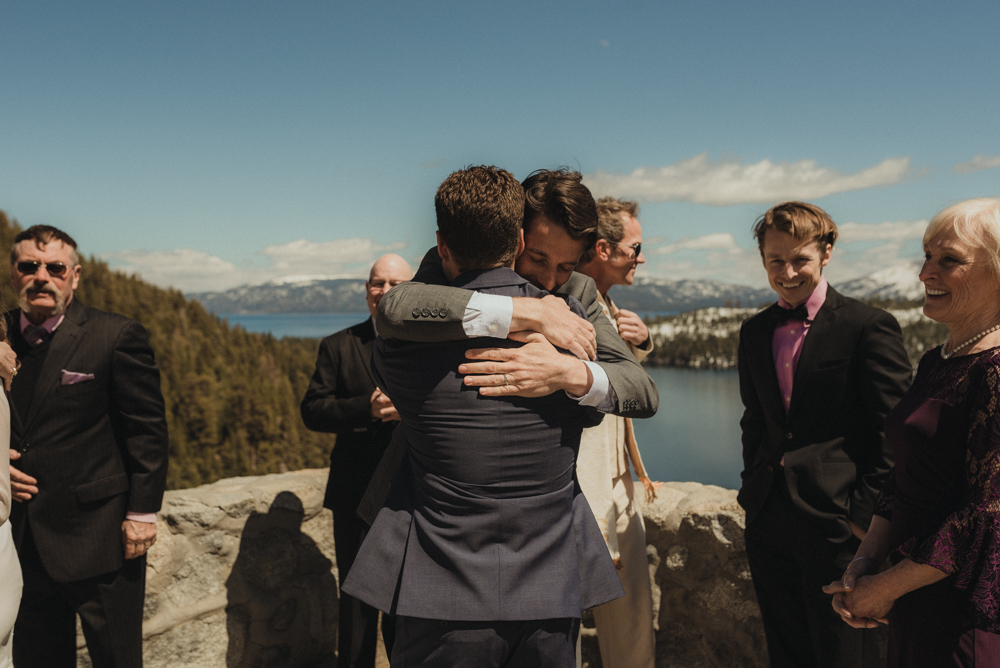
[
  {"xmin": 8, "ymin": 298, "xmax": 169, "ymax": 583},
  {"xmin": 737, "ymin": 287, "xmax": 912, "ymax": 542}
]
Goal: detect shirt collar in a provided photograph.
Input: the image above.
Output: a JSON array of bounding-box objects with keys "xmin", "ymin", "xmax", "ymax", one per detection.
[
  {"xmin": 777, "ymin": 277, "xmax": 828, "ymax": 320},
  {"xmin": 20, "ymin": 311, "xmax": 66, "ymax": 336}
]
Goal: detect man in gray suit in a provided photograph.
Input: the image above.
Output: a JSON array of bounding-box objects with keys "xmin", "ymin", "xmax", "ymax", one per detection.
[{"xmin": 343, "ymin": 165, "xmax": 624, "ymax": 667}]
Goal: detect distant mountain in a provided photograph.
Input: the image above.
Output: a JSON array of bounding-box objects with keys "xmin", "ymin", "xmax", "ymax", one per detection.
[
  {"xmin": 188, "ymin": 260, "xmax": 926, "ymax": 316},
  {"xmin": 608, "ymin": 278, "xmax": 774, "ymax": 313},
  {"xmin": 189, "ymin": 277, "xmax": 368, "ymax": 314},
  {"xmin": 836, "ymin": 259, "xmax": 924, "ymax": 301}
]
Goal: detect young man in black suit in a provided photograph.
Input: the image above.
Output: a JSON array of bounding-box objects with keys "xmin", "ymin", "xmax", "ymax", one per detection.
[
  {"xmin": 737, "ymin": 202, "xmax": 911, "ymax": 668},
  {"xmin": 7, "ymin": 225, "xmax": 169, "ymax": 668},
  {"xmin": 300, "ymin": 252, "xmax": 412, "ymax": 668}
]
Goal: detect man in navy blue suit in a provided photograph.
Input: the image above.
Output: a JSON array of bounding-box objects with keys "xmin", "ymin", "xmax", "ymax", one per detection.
[{"xmin": 343, "ymin": 166, "xmax": 622, "ymax": 667}]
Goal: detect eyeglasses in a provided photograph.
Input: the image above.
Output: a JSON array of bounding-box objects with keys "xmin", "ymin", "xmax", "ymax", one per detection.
[
  {"xmin": 611, "ymin": 242, "xmax": 642, "ymax": 260},
  {"xmin": 16, "ymin": 261, "xmax": 71, "ymax": 278}
]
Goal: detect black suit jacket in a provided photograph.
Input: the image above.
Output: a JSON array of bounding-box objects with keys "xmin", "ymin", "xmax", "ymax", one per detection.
[
  {"xmin": 300, "ymin": 317, "xmax": 395, "ymax": 512},
  {"xmin": 8, "ymin": 299, "xmax": 169, "ymax": 582},
  {"xmin": 737, "ymin": 287, "xmax": 911, "ymax": 541},
  {"xmin": 342, "ymin": 268, "xmax": 623, "ymax": 621}
]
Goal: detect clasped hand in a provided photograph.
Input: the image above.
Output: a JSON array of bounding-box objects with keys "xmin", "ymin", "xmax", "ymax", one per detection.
[{"xmin": 822, "ymin": 560, "xmax": 893, "ymax": 628}]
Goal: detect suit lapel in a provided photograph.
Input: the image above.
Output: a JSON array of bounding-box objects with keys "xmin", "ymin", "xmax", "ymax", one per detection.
[
  {"xmin": 351, "ymin": 318, "xmax": 377, "ymax": 386},
  {"xmin": 787, "ymin": 288, "xmax": 842, "ymax": 420},
  {"xmin": 24, "ymin": 301, "xmax": 88, "ymax": 432},
  {"xmin": 749, "ymin": 307, "xmax": 787, "ymax": 425}
]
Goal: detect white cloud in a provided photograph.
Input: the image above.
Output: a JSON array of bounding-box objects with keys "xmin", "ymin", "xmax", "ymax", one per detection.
[
  {"xmin": 655, "ymin": 232, "xmax": 742, "ymax": 254},
  {"xmin": 837, "ymin": 219, "xmax": 928, "ymax": 243},
  {"xmin": 584, "ymin": 153, "xmax": 912, "ymax": 206},
  {"xmin": 599, "ymin": 39, "xmax": 610, "ymax": 47},
  {"xmin": 104, "ymin": 248, "xmax": 249, "ymax": 293},
  {"xmin": 952, "ymin": 154, "xmax": 1000, "ymax": 175},
  {"xmin": 104, "ymin": 237, "xmax": 410, "ymax": 293}
]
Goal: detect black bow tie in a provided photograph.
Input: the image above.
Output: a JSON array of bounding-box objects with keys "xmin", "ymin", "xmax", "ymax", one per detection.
[{"xmin": 772, "ymin": 303, "xmax": 810, "ymax": 326}]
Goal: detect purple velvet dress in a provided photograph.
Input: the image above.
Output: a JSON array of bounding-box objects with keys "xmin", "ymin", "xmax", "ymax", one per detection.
[{"xmin": 876, "ymin": 346, "xmax": 1000, "ymax": 667}]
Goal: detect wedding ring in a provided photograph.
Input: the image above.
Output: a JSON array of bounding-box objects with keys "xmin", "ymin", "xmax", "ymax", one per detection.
[
  {"xmin": 503, "ymin": 374, "xmax": 509, "ymax": 386},
  {"xmin": 9, "ymin": 367, "xmax": 16, "ymax": 378}
]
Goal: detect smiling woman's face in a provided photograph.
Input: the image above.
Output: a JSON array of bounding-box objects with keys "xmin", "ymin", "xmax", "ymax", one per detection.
[{"xmin": 920, "ymin": 224, "xmax": 1000, "ymax": 328}]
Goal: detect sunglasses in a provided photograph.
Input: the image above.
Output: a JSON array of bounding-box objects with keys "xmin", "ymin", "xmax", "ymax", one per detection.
[
  {"xmin": 611, "ymin": 241, "xmax": 642, "ymax": 260},
  {"xmin": 16, "ymin": 261, "xmax": 71, "ymax": 278}
]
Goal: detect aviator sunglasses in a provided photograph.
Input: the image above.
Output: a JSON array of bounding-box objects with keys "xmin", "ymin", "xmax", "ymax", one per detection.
[{"xmin": 16, "ymin": 261, "xmax": 71, "ymax": 278}]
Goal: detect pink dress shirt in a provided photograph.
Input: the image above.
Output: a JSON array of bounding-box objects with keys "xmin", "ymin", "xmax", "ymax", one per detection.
[
  {"xmin": 19, "ymin": 309, "xmax": 156, "ymax": 524},
  {"xmin": 772, "ymin": 278, "xmax": 828, "ymax": 414}
]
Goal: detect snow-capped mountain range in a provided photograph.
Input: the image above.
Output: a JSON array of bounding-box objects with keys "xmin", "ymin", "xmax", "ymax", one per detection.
[{"xmin": 187, "ymin": 260, "xmax": 926, "ymax": 315}]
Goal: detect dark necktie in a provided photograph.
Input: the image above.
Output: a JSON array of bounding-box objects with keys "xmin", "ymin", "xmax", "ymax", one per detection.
[
  {"xmin": 772, "ymin": 303, "xmax": 810, "ymax": 326},
  {"xmin": 23, "ymin": 325, "xmax": 51, "ymax": 346}
]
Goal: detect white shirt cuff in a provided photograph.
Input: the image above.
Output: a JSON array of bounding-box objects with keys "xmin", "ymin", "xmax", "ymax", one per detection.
[
  {"xmin": 126, "ymin": 512, "xmax": 157, "ymax": 523},
  {"xmin": 462, "ymin": 292, "xmax": 513, "ymax": 339},
  {"xmin": 568, "ymin": 361, "xmax": 614, "ymax": 411}
]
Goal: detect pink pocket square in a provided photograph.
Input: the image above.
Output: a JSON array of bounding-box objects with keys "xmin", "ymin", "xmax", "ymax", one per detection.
[{"xmin": 61, "ymin": 369, "xmax": 95, "ymax": 385}]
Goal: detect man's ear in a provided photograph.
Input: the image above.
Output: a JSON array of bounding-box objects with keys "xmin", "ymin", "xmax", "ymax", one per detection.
[
  {"xmin": 516, "ymin": 228, "xmax": 525, "ymax": 258},
  {"xmin": 596, "ymin": 238, "xmax": 612, "ymax": 262},
  {"xmin": 436, "ymin": 231, "xmax": 451, "ymax": 263},
  {"xmin": 821, "ymin": 243, "xmax": 832, "ymax": 268}
]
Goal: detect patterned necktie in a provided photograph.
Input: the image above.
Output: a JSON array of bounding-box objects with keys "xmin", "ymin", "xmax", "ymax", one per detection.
[{"xmin": 772, "ymin": 303, "xmax": 810, "ymax": 326}]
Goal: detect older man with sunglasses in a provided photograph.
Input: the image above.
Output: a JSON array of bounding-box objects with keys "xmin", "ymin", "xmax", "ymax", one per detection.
[
  {"xmin": 7, "ymin": 225, "xmax": 168, "ymax": 668},
  {"xmin": 574, "ymin": 196, "xmax": 659, "ymax": 668}
]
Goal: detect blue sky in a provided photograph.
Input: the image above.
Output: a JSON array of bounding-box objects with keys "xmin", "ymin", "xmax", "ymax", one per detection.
[{"xmin": 1, "ymin": 0, "xmax": 997, "ymax": 292}]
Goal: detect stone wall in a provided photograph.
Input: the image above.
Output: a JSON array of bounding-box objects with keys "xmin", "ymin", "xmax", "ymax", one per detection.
[{"xmin": 75, "ymin": 471, "xmax": 767, "ymax": 668}]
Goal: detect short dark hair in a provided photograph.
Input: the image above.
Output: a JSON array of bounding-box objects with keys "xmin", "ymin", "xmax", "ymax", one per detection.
[
  {"xmin": 579, "ymin": 197, "xmax": 639, "ymax": 264},
  {"xmin": 11, "ymin": 225, "xmax": 81, "ymax": 265},
  {"xmin": 522, "ymin": 169, "xmax": 598, "ymax": 251},
  {"xmin": 435, "ymin": 165, "xmax": 525, "ymax": 272},
  {"xmin": 752, "ymin": 201, "xmax": 838, "ymax": 256}
]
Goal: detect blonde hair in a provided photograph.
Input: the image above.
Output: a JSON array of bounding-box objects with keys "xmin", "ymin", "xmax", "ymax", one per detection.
[{"xmin": 923, "ymin": 198, "xmax": 1000, "ymax": 280}]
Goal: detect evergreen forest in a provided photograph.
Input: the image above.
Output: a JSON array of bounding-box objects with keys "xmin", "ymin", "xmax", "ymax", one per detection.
[{"xmin": 0, "ymin": 211, "xmax": 333, "ymax": 491}]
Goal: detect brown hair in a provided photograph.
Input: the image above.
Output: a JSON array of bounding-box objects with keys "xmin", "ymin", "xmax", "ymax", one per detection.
[
  {"xmin": 11, "ymin": 225, "xmax": 81, "ymax": 266},
  {"xmin": 522, "ymin": 169, "xmax": 598, "ymax": 251},
  {"xmin": 435, "ymin": 165, "xmax": 525, "ymax": 273},
  {"xmin": 579, "ymin": 197, "xmax": 640, "ymax": 264},
  {"xmin": 752, "ymin": 201, "xmax": 837, "ymax": 256}
]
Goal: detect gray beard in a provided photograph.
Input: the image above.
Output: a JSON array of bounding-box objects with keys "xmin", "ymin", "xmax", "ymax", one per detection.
[{"xmin": 19, "ymin": 283, "xmax": 68, "ymax": 319}]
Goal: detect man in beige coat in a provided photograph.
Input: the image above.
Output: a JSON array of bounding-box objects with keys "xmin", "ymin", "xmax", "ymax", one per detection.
[{"xmin": 575, "ymin": 197, "xmax": 659, "ymax": 668}]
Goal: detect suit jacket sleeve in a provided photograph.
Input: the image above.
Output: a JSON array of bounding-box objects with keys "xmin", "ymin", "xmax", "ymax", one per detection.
[
  {"xmin": 849, "ymin": 309, "xmax": 911, "ymax": 529},
  {"xmin": 573, "ymin": 276, "xmax": 658, "ymax": 418},
  {"xmin": 737, "ymin": 320, "xmax": 767, "ymax": 480},
  {"xmin": 112, "ymin": 320, "xmax": 169, "ymax": 514},
  {"xmin": 300, "ymin": 337, "xmax": 373, "ymax": 433}
]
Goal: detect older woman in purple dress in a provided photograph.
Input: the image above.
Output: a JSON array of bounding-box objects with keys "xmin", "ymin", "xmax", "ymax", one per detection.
[{"xmin": 824, "ymin": 197, "xmax": 1000, "ymax": 667}]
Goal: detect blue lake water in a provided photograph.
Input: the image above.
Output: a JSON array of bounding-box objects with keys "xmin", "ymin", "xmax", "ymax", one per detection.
[{"xmin": 224, "ymin": 313, "xmax": 746, "ymax": 489}]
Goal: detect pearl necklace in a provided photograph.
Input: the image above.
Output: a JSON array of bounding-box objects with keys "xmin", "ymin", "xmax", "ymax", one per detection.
[{"xmin": 940, "ymin": 324, "xmax": 1000, "ymax": 360}]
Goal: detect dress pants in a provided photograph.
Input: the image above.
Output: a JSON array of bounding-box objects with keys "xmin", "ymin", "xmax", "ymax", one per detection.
[
  {"xmin": 391, "ymin": 616, "xmax": 579, "ymax": 668},
  {"xmin": 334, "ymin": 508, "xmax": 381, "ymax": 668},
  {"xmin": 744, "ymin": 475, "xmax": 882, "ymax": 668},
  {"xmin": 590, "ymin": 473, "xmax": 656, "ymax": 668},
  {"xmin": 13, "ymin": 524, "xmax": 145, "ymax": 668}
]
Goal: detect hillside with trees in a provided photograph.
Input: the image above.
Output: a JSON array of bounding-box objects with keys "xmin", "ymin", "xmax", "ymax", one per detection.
[
  {"xmin": 0, "ymin": 211, "xmax": 333, "ymax": 490},
  {"xmin": 645, "ymin": 300, "xmax": 948, "ymax": 369}
]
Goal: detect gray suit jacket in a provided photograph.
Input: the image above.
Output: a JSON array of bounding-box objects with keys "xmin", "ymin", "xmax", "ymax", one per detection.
[
  {"xmin": 355, "ymin": 248, "xmax": 660, "ymax": 526},
  {"xmin": 342, "ymin": 268, "xmax": 624, "ymax": 621},
  {"xmin": 377, "ymin": 248, "xmax": 658, "ymax": 418}
]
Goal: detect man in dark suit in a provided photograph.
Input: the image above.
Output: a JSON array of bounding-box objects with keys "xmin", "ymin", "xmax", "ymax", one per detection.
[
  {"xmin": 343, "ymin": 166, "xmax": 623, "ymax": 667},
  {"xmin": 300, "ymin": 252, "xmax": 412, "ymax": 668},
  {"xmin": 736, "ymin": 202, "xmax": 911, "ymax": 668},
  {"xmin": 6, "ymin": 225, "xmax": 169, "ymax": 668}
]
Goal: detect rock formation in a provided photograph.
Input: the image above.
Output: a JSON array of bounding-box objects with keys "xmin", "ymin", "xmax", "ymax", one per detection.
[{"xmin": 73, "ymin": 472, "xmax": 767, "ymax": 667}]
